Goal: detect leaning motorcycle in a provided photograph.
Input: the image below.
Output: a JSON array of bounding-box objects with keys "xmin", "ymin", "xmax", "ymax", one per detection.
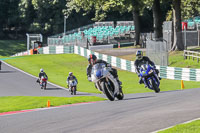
[
  {"xmin": 91, "ymin": 63, "xmax": 124, "ymax": 101},
  {"xmin": 68, "ymin": 79, "xmax": 77, "ymax": 95},
  {"xmin": 40, "ymin": 76, "xmax": 47, "ymax": 89},
  {"xmin": 139, "ymin": 63, "xmax": 160, "ymax": 93}
]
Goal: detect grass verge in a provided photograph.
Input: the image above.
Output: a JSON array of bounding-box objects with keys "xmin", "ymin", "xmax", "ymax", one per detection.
[
  {"xmin": 0, "ymin": 96, "xmax": 106, "ymax": 113},
  {"xmin": 158, "ymin": 119, "xmax": 200, "ymax": 133},
  {"xmin": 0, "ymin": 40, "xmax": 26, "ymax": 56},
  {"xmin": 4, "ymin": 54, "xmax": 200, "ymax": 94}
]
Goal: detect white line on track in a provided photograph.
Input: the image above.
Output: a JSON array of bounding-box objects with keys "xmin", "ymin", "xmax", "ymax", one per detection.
[
  {"xmin": 151, "ymin": 117, "xmax": 200, "ymax": 133},
  {"xmin": 2, "ymin": 61, "xmax": 69, "ymax": 91}
]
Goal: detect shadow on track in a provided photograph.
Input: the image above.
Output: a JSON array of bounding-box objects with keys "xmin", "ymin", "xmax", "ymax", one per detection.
[
  {"xmin": 123, "ymin": 96, "xmax": 155, "ymax": 101},
  {"xmin": 74, "ymin": 93, "xmax": 99, "ymax": 96},
  {"xmin": 0, "ymin": 70, "xmax": 16, "ymax": 73},
  {"xmin": 44, "ymin": 88, "xmax": 63, "ymax": 90},
  {"xmin": 160, "ymin": 90, "xmax": 182, "ymax": 93}
]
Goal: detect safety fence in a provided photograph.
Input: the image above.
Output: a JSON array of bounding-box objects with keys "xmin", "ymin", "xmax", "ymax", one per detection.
[
  {"xmin": 12, "ymin": 45, "xmax": 200, "ymax": 81},
  {"xmin": 184, "ymin": 50, "xmax": 200, "ymax": 63}
]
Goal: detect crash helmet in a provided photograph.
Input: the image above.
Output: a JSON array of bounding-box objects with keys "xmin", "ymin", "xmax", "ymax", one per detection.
[
  {"xmin": 88, "ymin": 54, "xmax": 97, "ymax": 65},
  {"xmin": 136, "ymin": 50, "xmax": 143, "ymax": 60},
  {"xmin": 69, "ymin": 72, "xmax": 73, "ymax": 76},
  {"xmin": 40, "ymin": 68, "xmax": 44, "ymax": 72}
]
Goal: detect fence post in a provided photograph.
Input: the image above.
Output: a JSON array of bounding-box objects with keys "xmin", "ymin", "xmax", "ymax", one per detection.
[
  {"xmin": 184, "ymin": 50, "xmax": 186, "ymax": 60},
  {"xmin": 184, "ymin": 26, "xmax": 187, "ymax": 50},
  {"xmin": 198, "ymin": 23, "xmax": 200, "ymax": 47}
]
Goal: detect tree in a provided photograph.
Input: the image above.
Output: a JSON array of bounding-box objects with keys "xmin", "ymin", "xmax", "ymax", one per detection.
[
  {"xmin": 166, "ymin": 0, "xmax": 200, "ymax": 51},
  {"xmin": 181, "ymin": 0, "xmax": 200, "ymax": 20},
  {"xmin": 171, "ymin": 0, "xmax": 184, "ymax": 50},
  {"xmin": 19, "ymin": 0, "xmax": 36, "ymax": 31},
  {"xmin": 152, "ymin": 0, "xmax": 163, "ymax": 39},
  {"xmin": 144, "ymin": 0, "xmax": 164, "ymax": 39}
]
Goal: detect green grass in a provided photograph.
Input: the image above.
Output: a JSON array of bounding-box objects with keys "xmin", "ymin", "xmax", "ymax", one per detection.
[
  {"xmin": 158, "ymin": 120, "xmax": 200, "ymax": 133},
  {"xmin": 0, "ymin": 96, "xmax": 106, "ymax": 113},
  {"xmin": 4, "ymin": 54, "xmax": 200, "ymax": 94},
  {"xmin": 169, "ymin": 51, "xmax": 200, "ymax": 68},
  {"xmin": 6, "ymin": 54, "xmax": 100, "ymax": 93},
  {"xmin": 0, "ymin": 40, "xmax": 26, "ymax": 56}
]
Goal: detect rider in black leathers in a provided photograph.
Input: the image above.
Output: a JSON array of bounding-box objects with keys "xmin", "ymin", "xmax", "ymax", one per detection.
[
  {"xmin": 86, "ymin": 54, "xmax": 122, "ymax": 86},
  {"xmin": 39, "ymin": 68, "xmax": 48, "ymax": 80},
  {"xmin": 134, "ymin": 50, "xmax": 160, "ymax": 86}
]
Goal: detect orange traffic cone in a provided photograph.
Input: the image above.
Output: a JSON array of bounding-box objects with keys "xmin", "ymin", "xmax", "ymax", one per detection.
[
  {"xmin": 181, "ymin": 80, "xmax": 184, "ymax": 90},
  {"xmin": 47, "ymin": 100, "xmax": 50, "ymax": 107}
]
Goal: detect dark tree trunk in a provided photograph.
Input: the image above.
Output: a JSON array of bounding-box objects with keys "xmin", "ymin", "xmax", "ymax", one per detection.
[
  {"xmin": 171, "ymin": 0, "xmax": 184, "ymax": 51},
  {"xmin": 0, "ymin": 23, "xmax": 4, "ymax": 39},
  {"xmin": 0, "ymin": 0, "xmax": 8, "ymax": 38},
  {"xmin": 132, "ymin": 9, "xmax": 140, "ymax": 45},
  {"xmin": 152, "ymin": 0, "xmax": 163, "ymax": 39}
]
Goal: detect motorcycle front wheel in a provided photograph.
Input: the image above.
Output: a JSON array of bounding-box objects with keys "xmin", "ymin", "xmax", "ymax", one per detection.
[
  {"xmin": 72, "ymin": 87, "xmax": 76, "ymax": 95},
  {"xmin": 100, "ymin": 81, "xmax": 115, "ymax": 101},
  {"xmin": 151, "ymin": 79, "xmax": 160, "ymax": 93}
]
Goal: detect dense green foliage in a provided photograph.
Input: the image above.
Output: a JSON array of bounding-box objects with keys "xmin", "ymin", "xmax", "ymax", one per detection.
[
  {"xmin": 0, "ymin": 96, "xmax": 106, "ymax": 113},
  {"xmin": 0, "ymin": 0, "xmax": 94, "ymax": 39},
  {"xmin": 166, "ymin": 0, "xmax": 200, "ymax": 20},
  {"xmin": 1, "ymin": 0, "xmax": 194, "ymax": 39},
  {"xmin": 0, "ymin": 0, "xmax": 199, "ymax": 50}
]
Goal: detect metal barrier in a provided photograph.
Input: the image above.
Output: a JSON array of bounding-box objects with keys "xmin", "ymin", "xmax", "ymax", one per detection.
[
  {"xmin": 12, "ymin": 46, "xmax": 200, "ymax": 81},
  {"xmin": 146, "ymin": 40, "xmax": 169, "ymax": 66},
  {"xmin": 184, "ymin": 50, "xmax": 200, "ymax": 62}
]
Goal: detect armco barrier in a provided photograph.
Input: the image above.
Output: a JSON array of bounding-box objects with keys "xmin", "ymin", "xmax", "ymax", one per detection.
[{"xmin": 12, "ymin": 45, "xmax": 200, "ymax": 81}]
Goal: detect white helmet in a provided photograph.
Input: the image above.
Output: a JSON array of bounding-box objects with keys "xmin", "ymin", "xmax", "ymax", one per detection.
[
  {"xmin": 69, "ymin": 72, "xmax": 73, "ymax": 76},
  {"xmin": 40, "ymin": 68, "xmax": 44, "ymax": 72}
]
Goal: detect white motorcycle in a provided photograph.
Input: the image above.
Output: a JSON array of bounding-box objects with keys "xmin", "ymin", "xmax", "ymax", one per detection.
[
  {"xmin": 68, "ymin": 79, "xmax": 77, "ymax": 95},
  {"xmin": 91, "ymin": 63, "xmax": 124, "ymax": 101}
]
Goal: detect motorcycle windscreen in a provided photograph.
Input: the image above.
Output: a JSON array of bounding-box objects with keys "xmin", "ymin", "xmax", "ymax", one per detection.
[{"xmin": 91, "ymin": 63, "xmax": 106, "ymax": 81}]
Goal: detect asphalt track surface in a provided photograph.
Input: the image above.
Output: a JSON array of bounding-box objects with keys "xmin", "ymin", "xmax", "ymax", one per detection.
[
  {"xmin": 1, "ymin": 62, "xmax": 200, "ymax": 133},
  {"xmin": 0, "ymin": 62, "xmax": 93, "ymax": 97}
]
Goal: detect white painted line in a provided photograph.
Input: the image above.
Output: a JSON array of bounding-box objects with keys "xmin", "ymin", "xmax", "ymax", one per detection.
[
  {"xmin": 151, "ymin": 117, "xmax": 200, "ymax": 133},
  {"xmin": 2, "ymin": 61, "xmax": 69, "ymax": 91}
]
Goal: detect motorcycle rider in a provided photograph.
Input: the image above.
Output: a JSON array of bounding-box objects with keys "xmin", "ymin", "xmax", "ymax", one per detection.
[
  {"xmin": 39, "ymin": 68, "xmax": 48, "ymax": 80},
  {"xmin": 87, "ymin": 54, "xmax": 122, "ymax": 86},
  {"xmin": 37, "ymin": 68, "xmax": 48, "ymax": 87},
  {"xmin": 67, "ymin": 72, "xmax": 78, "ymax": 88},
  {"xmin": 134, "ymin": 50, "xmax": 160, "ymax": 86}
]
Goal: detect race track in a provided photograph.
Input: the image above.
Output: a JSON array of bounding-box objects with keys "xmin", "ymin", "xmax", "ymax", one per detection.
[
  {"xmin": 1, "ymin": 61, "xmax": 200, "ymax": 133},
  {"xmin": 0, "ymin": 62, "xmax": 93, "ymax": 97}
]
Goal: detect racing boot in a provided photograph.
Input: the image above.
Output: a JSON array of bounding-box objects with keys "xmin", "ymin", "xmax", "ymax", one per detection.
[
  {"xmin": 119, "ymin": 85, "xmax": 122, "ymax": 92},
  {"xmin": 116, "ymin": 77, "xmax": 122, "ymax": 85},
  {"xmin": 139, "ymin": 77, "xmax": 144, "ymax": 84}
]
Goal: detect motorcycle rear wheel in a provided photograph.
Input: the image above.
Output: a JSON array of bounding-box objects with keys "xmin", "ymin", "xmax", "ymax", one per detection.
[{"xmin": 116, "ymin": 87, "xmax": 124, "ymax": 100}]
